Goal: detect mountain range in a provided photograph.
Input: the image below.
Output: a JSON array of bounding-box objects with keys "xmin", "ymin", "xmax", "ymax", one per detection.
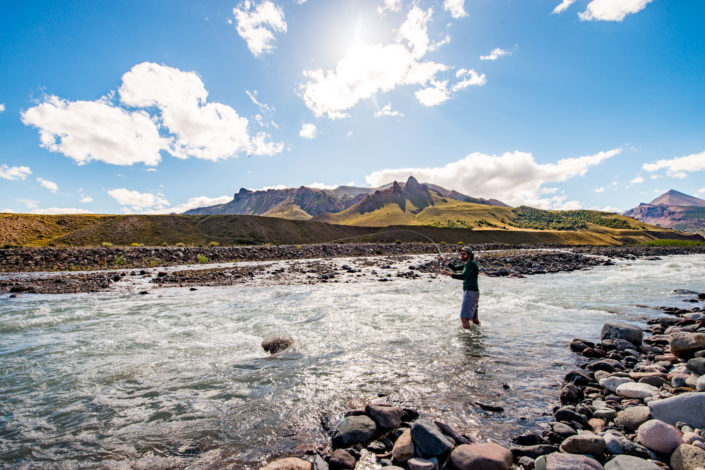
[
  {"xmin": 185, "ymin": 176, "xmax": 507, "ymax": 224},
  {"xmin": 623, "ymin": 190, "xmax": 705, "ymax": 235}
]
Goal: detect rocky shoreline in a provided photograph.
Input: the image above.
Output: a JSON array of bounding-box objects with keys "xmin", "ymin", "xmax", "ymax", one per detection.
[
  {"xmin": 2, "ymin": 244, "xmax": 704, "ymax": 295},
  {"xmin": 259, "ymin": 290, "xmax": 705, "ymax": 470}
]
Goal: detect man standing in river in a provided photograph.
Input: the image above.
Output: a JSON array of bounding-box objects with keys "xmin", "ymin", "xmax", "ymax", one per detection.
[{"xmin": 441, "ymin": 246, "xmax": 480, "ymax": 329}]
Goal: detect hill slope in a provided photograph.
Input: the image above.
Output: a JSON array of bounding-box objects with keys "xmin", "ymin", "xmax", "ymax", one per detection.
[
  {"xmin": 1, "ymin": 213, "xmax": 700, "ymax": 248},
  {"xmin": 623, "ymin": 189, "xmax": 705, "ymax": 235}
]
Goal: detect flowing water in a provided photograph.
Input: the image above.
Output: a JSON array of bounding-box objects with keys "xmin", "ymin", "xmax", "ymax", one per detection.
[{"xmin": 1, "ymin": 254, "xmax": 704, "ymax": 469}]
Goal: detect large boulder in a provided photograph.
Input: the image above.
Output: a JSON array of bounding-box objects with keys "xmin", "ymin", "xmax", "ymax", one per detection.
[
  {"xmin": 410, "ymin": 419, "xmax": 453, "ymax": 458},
  {"xmin": 365, "ymin": 404, "xmax": 404, "ymax": 429},
  {"xmin": 559, "ymin": 432, "xmax": 606, "ymax": 455},
  {"xmin": 535, "ymin": 452, "xmax": 604, "ymax": 470},
  {"xmin": 332, "ymin": 415, "xmax": 377, "ymax": 447},
  {"xmin": 261, "ymin": 336, "xmax": 294, "ymax": 354},
  {"xmin": 637, "ymin": 419, "xmax": 683, "ymax": 454},
  {"xmin": 669, "ymin": 332, "xmax": 705, "ymax": 358},
  {"xmin": 260, "ymin": 457, "xmax": 312, "ymax": 470},
  {"xmin": 670, "ymin": 444, "xmax": 705, "ymax": 470},
  {"xmin": 450, "ymin": 443, "xmax": 513, "ymax": 470},
  {"xmin": 648, "ymin": 393, "xmax": 705, "ymax": 429},
  {"xmin": 602, "ymin": 322, "xmax": 643, "ymax": 346},
  {"xmin": 604, "ymin": 455, "xmax": 662, "ymax": 470},
  {"xmin": 615, "ymin": 406, "xmax": 651, "ymax": 431}
]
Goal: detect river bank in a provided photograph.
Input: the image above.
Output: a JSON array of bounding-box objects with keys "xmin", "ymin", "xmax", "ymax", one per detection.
[
  {"xmin": 260, "ymin": 289, "xmax": 705, "ymax": 469},
  {"xmin": 2, "ymin": 244, "xmax": 705, "ymax": 295}
]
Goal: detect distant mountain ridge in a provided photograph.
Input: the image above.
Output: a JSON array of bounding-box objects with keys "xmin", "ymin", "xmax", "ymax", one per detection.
[
  {"xmin": 623, "ymin": 189, "xmax": 705, "ymax": 235},
  {"xmin": 185, "ymin": 177, "xmax": 506, "ymax": 220}
]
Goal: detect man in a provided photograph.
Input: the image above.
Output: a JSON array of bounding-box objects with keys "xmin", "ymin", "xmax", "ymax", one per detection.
[{"xmin": 441, "ymin": 246, "xmax": 480, "ymax": 329}]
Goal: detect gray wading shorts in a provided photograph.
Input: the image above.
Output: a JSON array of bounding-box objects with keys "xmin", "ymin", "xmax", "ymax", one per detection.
[{"xmin": 460, "ymin": 290, "xmax": 479, "ymax": 320}]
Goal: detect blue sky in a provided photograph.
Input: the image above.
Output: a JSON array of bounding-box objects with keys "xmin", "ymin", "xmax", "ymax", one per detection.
[{"xmin": 1, "ymin": 0, "xmax": 704, "ymax": 214}]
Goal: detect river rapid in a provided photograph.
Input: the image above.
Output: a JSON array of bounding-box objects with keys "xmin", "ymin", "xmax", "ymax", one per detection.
[{"xmin": 1, "ymin": 253, "xmax": 704, "ymax": 469}]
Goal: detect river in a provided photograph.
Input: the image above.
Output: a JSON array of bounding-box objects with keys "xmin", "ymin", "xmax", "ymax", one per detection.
[{"xmin": 1, "ymin": 253, "xmax": 703, "ymax": 468}]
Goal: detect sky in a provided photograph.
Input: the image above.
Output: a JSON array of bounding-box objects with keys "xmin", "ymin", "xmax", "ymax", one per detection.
[{"xmin": 1, "ymin": 0, "xmax": 704, "ymax": 215}]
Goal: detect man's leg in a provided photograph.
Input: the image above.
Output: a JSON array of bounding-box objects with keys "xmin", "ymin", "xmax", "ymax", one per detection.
[
  {"xmin": 470, "ymin": 292, "xmax": 480, "ymax": 325},
  {"xmin": 461, "ymin": 317, "xmax": 471, "ymax": 329}
]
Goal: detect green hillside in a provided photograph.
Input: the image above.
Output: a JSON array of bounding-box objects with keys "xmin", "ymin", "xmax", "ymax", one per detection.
[{"xmin": 1, "ymin": 212, "xmax": 700, "ymax": 248}]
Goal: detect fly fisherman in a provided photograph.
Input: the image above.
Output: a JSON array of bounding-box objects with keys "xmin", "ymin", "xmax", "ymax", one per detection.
[{"xmin": 441, "ymin": 246, "xmax": 480, "ymax": 328}]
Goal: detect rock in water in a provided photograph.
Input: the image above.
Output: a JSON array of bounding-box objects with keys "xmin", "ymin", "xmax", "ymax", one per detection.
[
  {"xmin": 332, "ymin": 415, "xmax": 377, "ymax": 447},
  {"xmin": 410, "ymin": 419, "xmax": 453, "ymax": 458},
  {"xmin": 365, "ymin": 404, "xmax": 404, "ymax": 429},
  {"xmin": 261, "ymin": 336, "xmax": 294, "ymax": 354},
  {"xmin": 601, "ymin": 322, "xmax": 643, "ymax": 346}
]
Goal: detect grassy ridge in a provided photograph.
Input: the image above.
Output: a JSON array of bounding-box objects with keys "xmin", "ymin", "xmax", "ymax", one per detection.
[{"xmin": 1, "ymin": 212, "xmax": 701, "ymax": 247}]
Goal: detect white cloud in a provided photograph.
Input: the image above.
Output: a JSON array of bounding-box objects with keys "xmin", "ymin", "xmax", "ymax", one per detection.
[
  {"xmin": 415, "ymin": 80, "xmax": 450, "ymax": 106},
  {"xmin": 552, "ymin": 0, "xmax": 576, "ymax": 14},
  {"xmin": 630, "ymin": 175, "xmax": 644, "ymax": 184},
  {"xmin": 579, "ymin": 0, "xmax": 654, "ymax": 22},
  {"xmin": 398, "ymin": 6, "xmax": 433, "ymax": 58},
  {"xmin": 595, "ymin": 186, "xmax": 605, "ymax": 193},
  {"xmin": 307, "ymin": 182, "xmax": 338, "ymax": 190},
  {"xmin": 480, "ymin": 48, "xmax": 511, "ymax": 61},
  {"xmin": 600, "ymin": 206, "xmax": 622, "ymax": 213},
  {"xmin": 346, "ymin": 131, "xmax": 354, "ymax": 137},
  {"xmin": 17, "ymin": 198, "xmax": 39, "ymax": 209},
  {"xmin": 444, "ymin": 0, "xmax": 467, "ymax": 19},
  {"xmin": 377, "ymin": 0, "xmax": 402, "ymax": 15},
  {"xmin": 451, "ymin": 68, "xmax": 486, "ymax": 91},
  {"xmin": 108, "ymin": 188, "xmax": 169, "ymax": 211},
  {"xmin": 37, "ymin": 177, "xmax": 58, "ymax": 193},
  {"xmin": 365, "ymin": 148, "xmax": 621, "ymax": 208},
  {"xmin": 374, "ymin": 103, "xmax": 404, "ymax": 118},
  {"xmin": 234, "ymin": 0, "xmax": 287, "ymax": 57},
  {"xmin": 21, "ymin": 95, "xmax": 167, "ymax": 166},
  {"xmin": 299, "ymin": 123, "xmax": 317, "ymax": 139},
  {"xmin": 246, "ymin": 90, "xmax": 274, "ymax": 113},
  {"xmin": 650, "ymin": 174, "xmax": 661, "ymax": 180},
  {"xmin": 251, "ymin": 184, "xmax": 288, "ymax": 191},
  {"xmin": 642, "ymin": 150, "xmax": 705, "ymax": 178},
  {"xmin": 0, "ymin": 164, "xmax": 32, "ymax": 181},
  {"xmin": 80, "ymin": 196, "xmax": 93, "ymax": 203},
  {"xmin": 698, "ymin": 188, "xmax": 705, "ymax": 194},
  {"xmin": 119, "ymin": 62, "xmax": 283, "ymax": 160},
  {"xmin": 0, "ymin": 103, "xmax": 5, "ymax": 113},
  {"xmin": 29, "ymin": 207, "xmax": 92, "ymax": 215},
  {"xmin": 300, "ymin": 6, "xmax": 487, "ymax": 118}
]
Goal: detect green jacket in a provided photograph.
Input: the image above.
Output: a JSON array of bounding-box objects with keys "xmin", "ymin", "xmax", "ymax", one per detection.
[{"xmin": 449, "ymin": 260, "xmax": 479, "ymax": 292}]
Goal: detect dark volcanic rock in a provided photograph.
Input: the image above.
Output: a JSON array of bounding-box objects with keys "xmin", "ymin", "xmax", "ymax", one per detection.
[{"xmin": 261, "ymin": 336, "xmax": 294, "ymax": 354}]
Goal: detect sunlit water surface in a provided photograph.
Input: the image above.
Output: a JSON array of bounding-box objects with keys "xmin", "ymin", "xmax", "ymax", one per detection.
[{"xmin": 1, "ymin": 254, "xmax": 704, "ymax": 468}]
